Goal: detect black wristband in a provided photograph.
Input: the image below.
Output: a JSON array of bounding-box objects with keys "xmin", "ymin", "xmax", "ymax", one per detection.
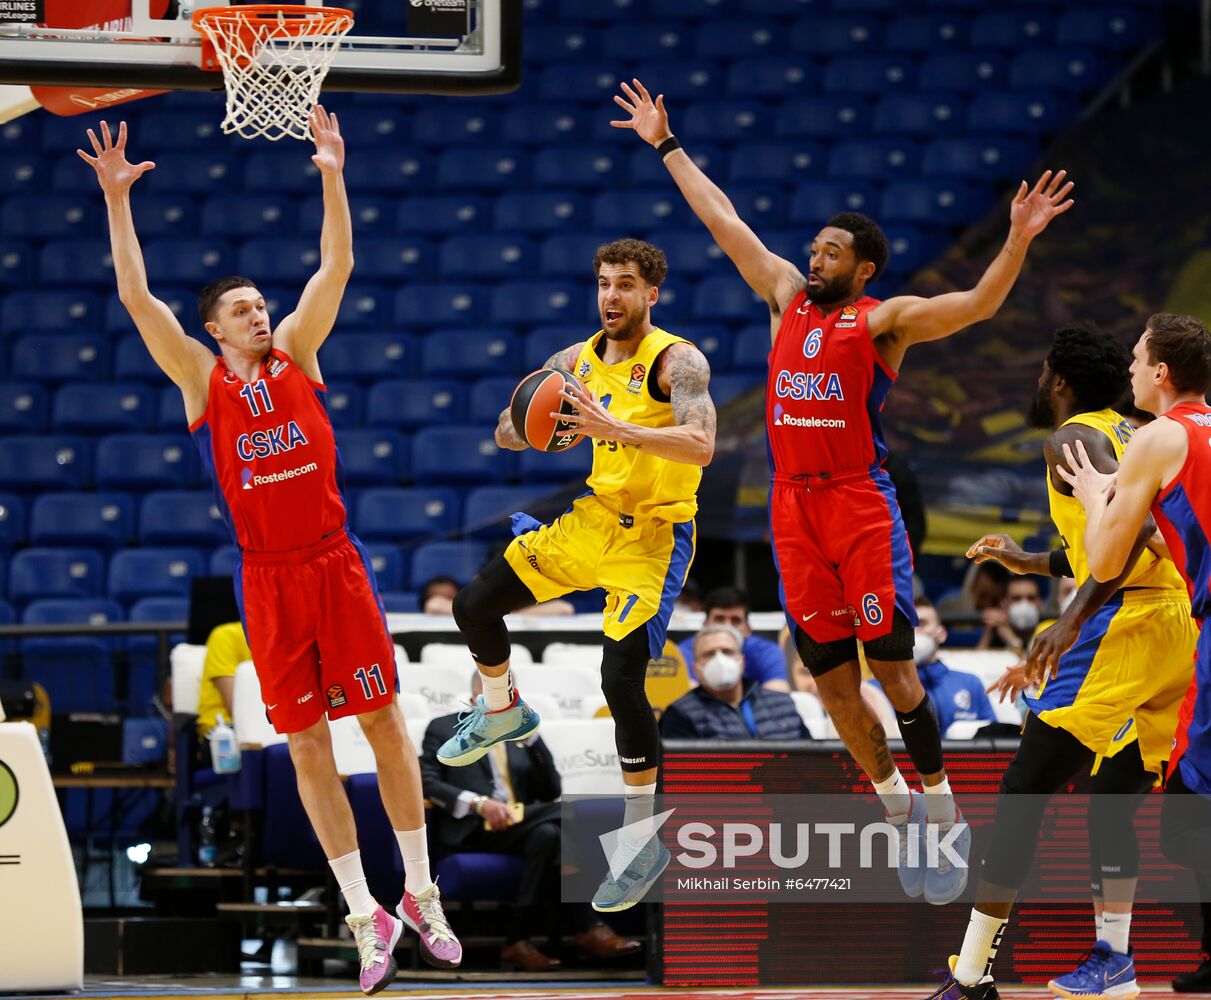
[
  {"xmin": 656, "ymin": 135, "xmax": 681, "ymax": 160},
  {"xmin": 1049, "ymin": 548, "xmax": 1073, "ymax": 578}
]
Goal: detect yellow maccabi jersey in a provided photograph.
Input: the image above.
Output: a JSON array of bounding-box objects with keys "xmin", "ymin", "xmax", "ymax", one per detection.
[
  {"xmin": 572, "ymin": 328, "xmax": 700, "ymax": 523},
  {"xmin": 1048, "ymin": 409, "xmax": 1186, "ymax": 593}
]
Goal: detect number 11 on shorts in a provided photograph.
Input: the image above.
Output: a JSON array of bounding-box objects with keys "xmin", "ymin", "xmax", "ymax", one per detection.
[{"xmin": 354, "ymin": 663, "xmax": 387, "ymax": 699}]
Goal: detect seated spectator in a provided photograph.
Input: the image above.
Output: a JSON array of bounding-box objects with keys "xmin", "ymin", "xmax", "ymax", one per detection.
[
  {"xmin": 662, "ymin": 625, "xmax": 807, "ymax": 740},
  {"xmin": 911, "ymin": 599, "xmax": 995, "ymax": 733},
  {"xmin": 420, "ymin": 674, "xmax": 639, "ymax": 972},
  {"xmin": 978, "ymin": 575, "xmax": 1045, "ymax": 654},
  {"xmin": 195, "ymin": 621, "xmax": 250, "ymax": 742},
  {"xmin": 677, "ymin": 586, "xmax": 789, "ymax": 690},
  {"xmin": 422, "ymin": 575, "xmax": 575, "ymax": 617}
]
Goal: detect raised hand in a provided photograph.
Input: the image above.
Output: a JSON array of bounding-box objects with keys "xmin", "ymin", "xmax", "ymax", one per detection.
[
  {"xmin": 309, "ymin": 104, "xmax": 344, "ymax": 173},
  {"xmin": 966, "ymin": 533, "xmax": 1032, "ymax": 574},
  {"xmin": 77, "ymin": 120, "xmax": 155, "ymax": 196},
  {"xmin": 1009, "ymin": 169, "xmax": 1075, "ymax": 239},
  {"xmin": 610, "ymin": 78, "xmax": 672, "ymax": 147}
]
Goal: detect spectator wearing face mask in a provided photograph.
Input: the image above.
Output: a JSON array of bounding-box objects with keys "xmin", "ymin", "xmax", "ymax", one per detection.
[
  {"xmin": 676, "ymin": 587, "xmax": 789, "ymax": 691},
  {"xmin": 977, "ymin": 576, "xmax": 1046, "ymax": 655},
  {"xmin": 660, "ymin": 624, "xmax": 807, "ymax": 740},
  {"xmin": 908, "ymin": 599, "xmax": 995, "ymax": 733}
]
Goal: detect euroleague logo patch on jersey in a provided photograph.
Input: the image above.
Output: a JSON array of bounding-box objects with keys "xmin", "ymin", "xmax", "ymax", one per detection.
[
  {"xmin": 628, "ymin": 362, "xmax": 646, "ymax": 394},
  {"xmin": 577, "ymin": 360, "xmax": 592, "ymax": 379},
  {"xmin": 326, "ymin": 684, "xmax": 347, "ymax": 709},
  {"xmin": 266, "ymin": 356, "xmax": 290, "ymax": 378},
  {"xmin": 836, "ymin": 304, "xmax": 860, "ymax": 328}
]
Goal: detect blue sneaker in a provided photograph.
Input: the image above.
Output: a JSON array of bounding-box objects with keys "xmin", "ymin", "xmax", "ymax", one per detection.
[
  {"xmin": 1048, "ymin": 942, "xmax": 1139, "ymax": 1000},
  {"xmin": 925, "ymin": 807, "xmax": 971, "ymax": 906},
  {"xmin": 926, "ymin": 955, "xmax": 999, "ymax": 1000},
  {"xmin": 893, "ymin": 790, "xmax": 927, "ymax": 899},
  {"xmin": 592, "ymin": 836, "xmax": 671, "ymax": 913},
  {"xmin": 436, "ymin": 695, "xmax": 539, "ymax": 766}
]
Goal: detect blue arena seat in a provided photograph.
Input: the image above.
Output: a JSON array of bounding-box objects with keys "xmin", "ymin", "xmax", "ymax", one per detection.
[
  {"xmin": 423, "ymin": 328, "xmax": 519, "ymax": 379},
  {"xmin": 244, "ymin": 151, "xmax": 324, "ymax": 195},
  {"xmin": 209, "ymin": 546, "xmax": 239, "ymax": 577},
  {"xmin": 789, "ymin": 181, "xmax": 879, "ymax": 223},
  {"xmin": 138, "ymin": 110, "xmax": 224, "ymax": 149},
  {"xmin": 365, "ymin": 379, "xmax": 466, "ymax": 429},
  {"xmin": 828, "ymin": 139, "xmax": 922, "ymax": 180},
  {"xmin": 493, "ymin": 192, "xmax": 588, "ymax": 234},
  {"xmin": 320, "ymin": 283, "xmax": 389, "ymax": 329},
  {"xmin": 0, "ymin": 115, "xmax": 37, "ymax": 152},
  {"xmin": 1008, "ymin": 49, "xmax": 1108, "ymax": 94},
  {"xmin": 884, "ymin": 225, "xmax": 950, "ymax": 276},
  {"xmin": 413, "ymin": 104, "xmax": 499, "ymax": 147},
  {"xmin": 523, "ymin": 326, "xmax": 584, "ymax": 370},
  {"xmin": 0, "ymin": 153, "xmax": 42, "ymax": 196},
  {"xmin": 10, "ymin": 547, "xmax": 105, "ymax": 604},
  {"xmin": 129, "ymin": 194, "xmax": 197, "ymax": 241},
  {"xmin": 409, "ymin": 541, "xmax": 491, "ymax": 589},
  {"xmin": 971, "ymin": 11, "xmax": 1052, "ymax": 50},
  {"xmin": 127, "ymin": 595, "xmax": 190, "ymax": 710},
  {"xmin": 521, "ymin": 23, "xmax": 592, "ymax": 63},
  {"xmin": 301, "ymin": 195, "xmax": 394, "ymax": 237},
  {"xmin": 104, "ymin": 286, "xmax": 195, "ymax": 336},
  {"xmin": 0, "ymin": 493, "xmax": 25, "ymax": 551},
  {"xmin": 789, "ymin": 15, "xmax": 883, "ymax": 54},
  {"xmin": 729, "ymin": 186, "xmax": 792, "ymax": 231},
  {"xmin": 823, "ymin": 54, "xmax": 916, "ymax": 95},
  {"xmin": 0, "ymin": 435, "xmax": 91, "ymax": 491},
  {"xmin": 470, "ymin": 377, "xmax": 520, "ymax": 423},
  {"xmin": 536, "ymin": 234, "xmax": 614, "ymax": 280},
  {"xmin": 727, "ymin": 57, "xmax": 819, "ymax": 98},
  {"xmin": 29, "ymin": 492, "xmax": 135, "ymax": 550},
  {"xmin": 0, "ymin": 240, "xmax": 34, "ymax": 288},
  {"xmin": 198, "ymin": 194, "xmax": 297, "ymax": 239},
  {"xmin": 20, "ymin": 598, "xmax": 124, "ymax": 714},
  {"xmin": 319, "ymin": 333, "xmax": 417, "ymax": 382},
  {"xmin": 1, "ymin": 289, "xmax": 101, "ymax": 335},
  {"xmin": 435, "ymin": 146, "xmax": 529, "ymax": 192},
  {"xmin": 0, "ymin": 382, "xmax": 48, "ymax": 433},
  {"xmin": 0, "ymin": 194, "xmax": 98, "ymax": 240},
  {"xmin": 158, "ymin": 386, "xmax": 187, "ymax": 430},
  {"xmin": 143, "ymin": 150, "xmax": 241, "ymax": 195},
  {"xmin": 139, "ymin": 491, "xmax": 229, "ymax": 547},
  {"xmin": 395, "ymin": 196, "xmax": 492, "ymax": 236},
  {"xmin": 95, "ymin": 434, "xmax": 197, "ymax": 491},
  {"xmin": 108, "ymin": 547, "xmax": 205, "ymax": 604},
  {"xmin": 968, "ymin": 91, "xmax": 1078, "ymax": 134},
  {"xmin": 501, "ymin": 104, "xmax": 593, "ymax": 146},
  {"xmin": 236, "ymin": 238, "xmax": 320, "ymax": 284},
  {"xmin": 378, "ymin": 591, "xmax": 419, "ymax": 613},
  {"xmin": 344, "ymin": 149, "xmax": 429, "ymax": 194},
  {"xmin": 775, "ymin": 97, "xmax": 872, "ymax": 139},
  {"xmin": 591, "ymin": 189, "xmax": 689, "ymax": 231},
  {"xmin": 517, "ymin": 443, "xmax": 592, "ymax": 484},
  {"xmin": 696, "ymin": 19, "xmax": 783, "ymax": 58},
  {"xmin": 52, "ymin": 383, "xmax": 156, "ymax": 433},
  {"xmin": 354, "ymin": 487, "xmax": 462, "ymax": 541},
  {"xmin": 711, "ymin": 374, "xmax": 764, "ymax": 409},
  {"xmin": 1056, "ymin": 7, "xmax": 1161, "ymax": 50},
  {"xmin": 538, "ymin": 63, "xmax": 624, "ymax": 102},
  {"xmin": 921, "ymin": 137, "xmax": 1035, "ymax": 181},
  {"xmin": 647, "ymin": 230, "xmax": 728, "ymax": 279},
  {"xmin": 679, "ymin": 101, "xmax": 768, "ymax": 144},
  {"xmin": 346, "ymin": 237, "xmax": 435, "ymax": 284},
  {"xmin": 333, "ymin": 428, "xmax": 409, "ymax": 485},
  {"xmin": 886, "ymin": 13, "xmax": 970, "ymax": 52},
  {"xmin": 412, "ymin": 426, "xmax": 515, "ymax": 485},
  {"xmin": 631, "ymin": 61, "xmax": 726, "ymax": 106},
  {"xmin": 880, "ymin": 181, "xmax": 981, "ymax": 227},
  {"xmin": 490, "ymin": 282, "xmax": 581, "ymax": 327},
  {"xmin": 919, "ymin": 51, "xmax": 1007, "ymax": 92},
  {"xmin": 143, "ymin": 238, "xmax": 236, "ymax": 285},
  {"xmin": 39, "ymin": 240, "xmax": 117, "ymax": 286},
  {"xmin": 394, "ymin": 284, "xmax": 489, "ymax": 328},
  {"xmin": 114, "ymin": 335, "xmax": 170, "ymax": 384},
  {"xmin": 463, "ymin": 486, "xmax": 561, "ymax": 540},
  {"xmin": 691, "ymin": 274, "xmax": 762, "ymax": 323},
  {"xmin": 534, "ymin": 147, "xmax": 624, "ymax": 191},
  {"xmin": 680, "ymin": 325, "xmax": 733, "ymax": 371},
  {"xmin": 728, "ymin": 143, "xmax": 826, "ymax": 184},
  {"xmin": 601, "ymin": 21, "xmax": 692, "ymax": 60},
  {"xmin": 733, "ymin": 326, "xmax": 772, "ymax": 372},
  {"xmin": 439, "ymin": 235, "xmax": 537, "ymax": 281},
  {"xmin": 361, "ymin": 543, "xmax": 407, "ymax": 592},
  {"xmin": 873, "ymin": 93, "xmax": 966, "ymax": 136}
]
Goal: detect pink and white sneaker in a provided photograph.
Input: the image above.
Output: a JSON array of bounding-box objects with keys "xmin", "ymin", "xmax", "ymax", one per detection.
[
  {"xmin": 397, "ymin": 882, "xmax": 463, "ymax": 968},
  {"xmin": 345, "ymin": 905, "xmax": 403, "ymax": 996}
]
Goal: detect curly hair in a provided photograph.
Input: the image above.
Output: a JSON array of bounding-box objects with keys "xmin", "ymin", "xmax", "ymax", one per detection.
[
  {"xmin": 1046, "ymin": 322, "xmax": 1131, "ymax": 412},
  {"xmin": 1145, "ymin": 312, "xmax": 1211, "ymax": 395},
  {"xmin": 824, "ymin": 212, "xmax": 890, "ymax": 279},
  {"xmin": 592, "ymin": 238, "xmax": 668, "ymax": 287}
]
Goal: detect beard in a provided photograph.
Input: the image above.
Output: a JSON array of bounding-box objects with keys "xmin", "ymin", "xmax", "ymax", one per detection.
[
  {"xmin": 808, "ymin": 271, "xmax": 856, "ymax": 307},
  {"xmin": 1028, "ymin": 382, "xmax": 1054, "ymax": 429}
]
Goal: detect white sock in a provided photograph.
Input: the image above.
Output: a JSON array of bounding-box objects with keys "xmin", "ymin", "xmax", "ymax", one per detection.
[
  {"xmin": 954, "ymin": 909, "xmax": 1008, "ymax": 986},
  {"xmin": 1102, "ymin": 911, "xmax": 1131, "ymax": 954},
  {"xmin": 394, "ymin": 827, "xmax": 432, "ymax": 897},
  {"xmin": 1095, "ymin": 910, "xmax": 1104, "ymax": 943},
  {"xmin": 924, "ymin": 776, "xmax": 957, "ymax": 825},
  {"xmin": 329, "ymin": 849, "xmax": 377, "ymax": 917},
  {"xmin": 873, "ymin": 769, "xmax": 911, "ymax": 819},
  {"xmin": 480, "ymin": 669, "xmax": 514, "ymax": 711},
  {"xmin": 622, "ymin": 782, "xmax": 658, "ymax": 846}
]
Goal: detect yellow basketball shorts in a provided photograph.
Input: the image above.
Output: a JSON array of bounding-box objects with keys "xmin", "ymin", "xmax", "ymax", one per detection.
[
  {"xmin": 1025, "ymin": 589, "xmax": 1196, "ymax": 774},
  {"xmin": 504, "ymin": 494, "xmax": 696, "ymax": 659}
]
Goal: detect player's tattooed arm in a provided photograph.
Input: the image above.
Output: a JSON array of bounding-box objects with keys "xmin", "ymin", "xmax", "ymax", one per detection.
[
  {"xmin": 543, "ymin": 343, "xmax": 584, "ymax": 374},
  {"xmin": 495, "ymin": 406, "xmax": 527, "ymax": 451},
  {"xmin": 665, "ymin": 342, "xmax": 717, "ymax": 449}
]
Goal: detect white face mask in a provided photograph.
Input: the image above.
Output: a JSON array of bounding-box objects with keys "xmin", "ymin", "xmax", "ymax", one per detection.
[
  {"xmin": 1008, "ymin": 599, "xmax": 1041, "ymax": 632},
  {"xmin": 913, "ymin": 630, "xmax": 938, "ymax": 667},
  {"xmin": 700, "ymin": 650, "xmax": 743, "ymax": 690}
]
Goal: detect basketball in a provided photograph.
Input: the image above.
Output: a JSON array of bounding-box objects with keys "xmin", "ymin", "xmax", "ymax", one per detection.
[{"xmin": 510, "ymin": 368, "xmax": 585, "ymax": 452}]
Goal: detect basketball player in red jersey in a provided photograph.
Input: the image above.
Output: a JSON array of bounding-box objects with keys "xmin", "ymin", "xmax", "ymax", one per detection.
[
  {"xmin": 614, "ymin": 79, "xmax": 1073, "ymax": 904},
  {"xmin": 1060, "ymin": 313, "xmax": 1211, "ymax": 879},
  {"xmin": 79, "ymin": 112, "xmax": 460, "ymax": 995}
]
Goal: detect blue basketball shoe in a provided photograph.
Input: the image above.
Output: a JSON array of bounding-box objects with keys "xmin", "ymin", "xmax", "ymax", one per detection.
[
  {"xmin": 925, "ymin": 807, "xmax": 972, "ymax": 906},
  {"xmin": 1048, "ymin": 942, "xmax": 1139, "ymax": 1000},
  {"xmin": 436, "ymin": 694, "xmax": 540, "ymax": 766},
  {"xmin": 592, "ymin": 836, "xmax": 671, "ymax": 913},
  {"xmin": 894, "ymin": 790, "xmax": 927, "ymax": 898},
  {"xmin": 926, "ymin": 955, "xmax": 999, "ymax": 1000}
]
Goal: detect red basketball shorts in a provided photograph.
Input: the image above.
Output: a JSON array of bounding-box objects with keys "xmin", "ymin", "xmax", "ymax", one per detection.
[
  {"xmin": 770, "ymin": 468, "xmax": 917, "ymax": 644},
  {"xmin": 235, "ymin": 528, "xmax": 397, "ymax": 734}
]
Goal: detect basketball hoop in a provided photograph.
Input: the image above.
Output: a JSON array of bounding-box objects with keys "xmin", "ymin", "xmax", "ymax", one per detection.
[{"xmin": 192, "ymin": 4, "xmax": 354, "ymax": 142}]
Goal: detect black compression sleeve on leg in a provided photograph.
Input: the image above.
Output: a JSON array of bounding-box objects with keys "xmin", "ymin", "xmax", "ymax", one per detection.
[
  {"xmin": 896, "ymin": 694, "xmax": 945, "ymax": 777},
  {"xmin": 601, "ymin": 628, "xmax": 660, "ymax": 774},
  {"xmin": 794, "ymin": 625, "xmax": 859, "ymax": 677},
  {"xmin": 1089, "ymin": 742, "xmax": 1154, "ymax": 883},
  {"xmin": 452, "ymin": 555, "xmax": 538, "ymax": 666}
]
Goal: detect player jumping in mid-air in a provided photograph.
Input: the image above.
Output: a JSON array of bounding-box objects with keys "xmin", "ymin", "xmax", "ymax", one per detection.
[
  {"xmin": 613, "ymin": 77, "xmax": 1072, "ymax": 904},
  {"xmin": 438, "ymin": 238, "xmax": 716, "ymax": 912},
  {"xmin": 80, "ymin": 111, "xmax": 461, "ymax": 996},
  {"xmin": 942, "ymin": 322, "xmax": 1196, "ymax": 1000}
]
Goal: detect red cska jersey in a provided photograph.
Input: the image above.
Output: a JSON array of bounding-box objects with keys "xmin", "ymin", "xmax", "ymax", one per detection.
[
  {"xmin": 190, "ymin": 348, "xmax": 346, "ymax": 553},
  {"xmin": 766, "ymin": 291, "xmax": 894, "ymax": 476}
]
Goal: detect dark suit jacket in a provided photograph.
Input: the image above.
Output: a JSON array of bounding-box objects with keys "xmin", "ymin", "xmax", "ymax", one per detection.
[{"xmin": 420, "ymin": 712, "xmax": 562, "ymax": 850}]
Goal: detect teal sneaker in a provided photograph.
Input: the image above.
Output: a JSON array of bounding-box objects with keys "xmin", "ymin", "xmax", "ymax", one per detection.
[
  {"xmin": 592, "ymin": 836, "xmax": 671, "ymax": 913},
  {"xmin": 436, "ymin": 695, "xmax": 539, "ymax": 766}
]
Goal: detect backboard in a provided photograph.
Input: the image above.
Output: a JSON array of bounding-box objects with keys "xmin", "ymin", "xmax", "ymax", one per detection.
[{"xmin": 0, "ymin": 0, "xmax": 522, "ymax": 95}]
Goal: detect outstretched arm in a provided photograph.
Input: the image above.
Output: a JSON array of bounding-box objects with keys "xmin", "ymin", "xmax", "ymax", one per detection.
[
  {"xmin": 274, "ymin": 106, "xmax": 353, "ymax": 365},
  {"xmin": 612, "ymin": 80, "xmax": 803, "ymax": 319},
  {"xmin": 79, "ymin": 121, "xmax": 213, "ymax": 410},
  {"xmin": 867, "ymin": 171, "xmax": 1074, "ymax": 369},
  {"xmin": 495, "ymin": 342, "xmax": 585, "ymax": 451},
  {"xmin": 556, "ymin": 342, "xmax": 716, "ymax": 467}
]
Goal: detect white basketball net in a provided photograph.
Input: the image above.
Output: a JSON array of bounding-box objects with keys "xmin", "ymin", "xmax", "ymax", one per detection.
[{"xmin": 195, "ymin": 7, "xmax": 354, "ymax": 142}]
